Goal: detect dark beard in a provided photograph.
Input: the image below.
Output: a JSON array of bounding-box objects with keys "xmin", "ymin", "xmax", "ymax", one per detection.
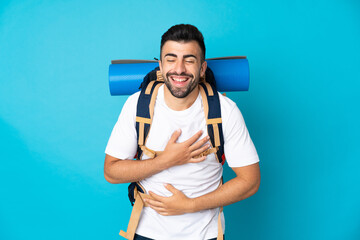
[{"xmin": 164, "ymin": 72, "xmax": 199, "ymax": 98}]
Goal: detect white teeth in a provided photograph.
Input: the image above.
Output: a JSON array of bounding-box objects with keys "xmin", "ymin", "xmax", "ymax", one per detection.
[{"xmin": 171, "ymin": 77, "xmax": 188, "ymax": 82}]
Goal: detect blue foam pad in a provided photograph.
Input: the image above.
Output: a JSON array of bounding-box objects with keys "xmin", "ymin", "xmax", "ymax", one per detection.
[{"xmin": 109, "ymin": 57, "xmax": 249, "ymax": 95}]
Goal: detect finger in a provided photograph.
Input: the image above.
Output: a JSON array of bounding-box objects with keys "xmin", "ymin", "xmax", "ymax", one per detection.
[
  {"xmin": 168, "ymin": 129, "xmax": 182, "ymax": 143},
  {"xmin": 184, "ymin": 130, "xmax": 203, "ymax": 146},
  {"xmin": 145, "ymin": 198, "xmax": 163, "ymax": 208},
  {"xmin": 188, "ymin": 156, "xmax": 207, "ymax": 163},
  {"xmin": 189, "ymin": 135, "xmax": 210, "ymax": 151},
  {"xmin": 148, "ymin": 191, "xmax": 166, "ymax": 202},
  {"xmin": 190, "ymin": 143, "xmax": 210, "ymax": 157},
  {"xmin": 148, "ymin": 204, "xmax": 167, "ymax": 213},
  {"xmin": 164, "ymin": 183, "xmax": 180, "ymax": 194},
  {"xmin": 157, "ymin": 210, "xmax": 170, "ymax": 216}
]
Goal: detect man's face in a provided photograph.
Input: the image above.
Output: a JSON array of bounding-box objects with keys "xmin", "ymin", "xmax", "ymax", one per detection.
[{"xmin": 159, "ymin": 40, "xmax": 207, "ymax": 99}]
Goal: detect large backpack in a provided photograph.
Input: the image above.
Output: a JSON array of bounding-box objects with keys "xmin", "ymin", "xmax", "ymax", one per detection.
[{"xmin": 119, "ymin": 67, "xmax": 225, "ymax": 240}]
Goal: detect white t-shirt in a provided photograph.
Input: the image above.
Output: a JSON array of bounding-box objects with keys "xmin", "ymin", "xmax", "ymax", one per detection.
[{"xmin": 106, "ymin": 85, "xmax": 259, "ymax": 240}]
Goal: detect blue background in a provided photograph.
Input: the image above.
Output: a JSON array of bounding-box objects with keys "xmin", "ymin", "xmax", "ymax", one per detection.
[{"xmin": 1, "ymin": 0, "xmax": 359, "ymax": 239}]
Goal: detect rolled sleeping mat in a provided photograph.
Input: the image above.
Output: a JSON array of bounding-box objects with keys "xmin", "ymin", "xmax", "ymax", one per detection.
[{"xmin": 109, "ymin": 56, "xmax": 249, "ymax": 95}]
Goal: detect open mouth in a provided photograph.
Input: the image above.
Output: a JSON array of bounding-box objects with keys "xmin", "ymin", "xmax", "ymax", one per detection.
[
  {"xmin": 170, "ymin": 76, "xmax": 189, "ymax": 82},
  {"xmin": 167, "ymin": 73, "xmax": 193, "ymax": 87}
]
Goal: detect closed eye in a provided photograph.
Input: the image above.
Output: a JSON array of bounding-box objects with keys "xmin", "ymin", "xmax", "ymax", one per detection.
[{"xmin": 165, "ymin": 56, "xmax": 176, "ymax": 63}]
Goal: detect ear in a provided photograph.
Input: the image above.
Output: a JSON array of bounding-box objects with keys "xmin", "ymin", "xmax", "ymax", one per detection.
[
  {"xmin": 158, "ymin": 60, "xmax": 162, "ymax": 73},
  {"xmin": 200, "ymin": 61, "xmax": 207, "ymax": 78}
]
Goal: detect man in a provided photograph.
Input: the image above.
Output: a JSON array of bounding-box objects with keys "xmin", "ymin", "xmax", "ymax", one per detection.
[{"xmin": 104, "ymin": 24, "xmax": 260, "ymax": 240}]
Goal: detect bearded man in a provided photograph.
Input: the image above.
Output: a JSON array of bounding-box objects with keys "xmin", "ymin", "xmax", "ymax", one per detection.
[{"xmin": 104, "ymin": 24, "xmax": 260, "ymax": 240}]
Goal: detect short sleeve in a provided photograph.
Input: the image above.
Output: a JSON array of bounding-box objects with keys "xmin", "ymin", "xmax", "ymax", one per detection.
[
  {"xmin": 105, "ymin": 92, "xmax": 140, "ymax": 160},
  {"xmin": 221, "ymin": 99, "xmax": 259, "ymax": 168}
]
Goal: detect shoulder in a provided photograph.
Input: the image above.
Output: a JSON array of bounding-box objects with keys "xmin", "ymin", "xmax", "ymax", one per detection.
[
  {"xmin": 125, "ymin": 91, "xmax": 141, "ymax": 106},
  {"xmin": 122, "ymin": 91, "xmax": 141, "ymax": 111},
  {"xmin": 117, "ymin": 91, "xmax": 141, "ymax": 121},
  {"xmin": 218, "ymin": 92, "xmax": 238, "ymax": 116},
  {"xmin": 217, "ymin": 92, "xmax": 246, "ymax": 129}
]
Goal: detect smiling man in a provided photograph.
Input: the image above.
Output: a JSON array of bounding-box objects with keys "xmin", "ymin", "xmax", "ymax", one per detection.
[
  {"xmin": 161, "ymin": 40, "xmax": 205, "ymax": 100},
  {"xmin": 104, "ymin": 24, "xmax": 260, "ymax": 240}
]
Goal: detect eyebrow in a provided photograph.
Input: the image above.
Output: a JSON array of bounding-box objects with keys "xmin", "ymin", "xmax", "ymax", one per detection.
[
  {"xmin": 164, "ymin": 53, "xmax": 177, "ymax": 58},
  {"xmin": 164, "ymin": 53, "xmax": 197, "ymax": 59},
  {"xmin": 184, "ymin": 54, "xmax": 197, "ymax": 59}
]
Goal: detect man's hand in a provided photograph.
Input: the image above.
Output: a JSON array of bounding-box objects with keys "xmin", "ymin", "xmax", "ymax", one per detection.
[
  {"xmin": 145, "ymin": 184, "xmax": 194, "ymax": 216},
  {"xmin": 104, "ymin": 129, "xmax": 210, "ymax": 184},
  {"xmin": 145, "ymin": 164, "xmax": 261, "ymax": 216},
  {"xmin": 158, "ymin": 129, "xmax": 210, "ymax": 169}
]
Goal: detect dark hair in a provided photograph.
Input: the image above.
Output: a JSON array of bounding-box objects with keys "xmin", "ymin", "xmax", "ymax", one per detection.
[{"xmin": 160, "ymin": 24, "xmax": 206, "ymax": 61}]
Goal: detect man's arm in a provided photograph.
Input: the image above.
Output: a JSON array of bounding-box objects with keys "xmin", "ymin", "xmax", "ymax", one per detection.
[
  {"xmin": 104, "ymin": 129, "xmax": 211, "ymax": 184},
  {"xmin": 145, "ymin": 162, "xmax": 260, "ymax": 215}
]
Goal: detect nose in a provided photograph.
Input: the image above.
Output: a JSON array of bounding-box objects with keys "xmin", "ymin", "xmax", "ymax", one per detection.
[{"xmin": 174, "ymin": 60, "xmax": 186, "ymax": 74}]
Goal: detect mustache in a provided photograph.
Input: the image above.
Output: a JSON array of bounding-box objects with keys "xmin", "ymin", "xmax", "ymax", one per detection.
[{"xmin": 166, "ymin": 72, "xmax": 193, "ymax": 78}]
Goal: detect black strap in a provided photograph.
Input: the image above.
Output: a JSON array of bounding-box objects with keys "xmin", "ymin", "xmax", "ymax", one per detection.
[{"xmin": 199, "ymin": 82, "xmax": 225, "ymax": 164}]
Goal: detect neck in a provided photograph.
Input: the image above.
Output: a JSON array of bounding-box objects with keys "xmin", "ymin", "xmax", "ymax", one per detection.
[{"xmin": 164, "ymin": 86, "xmax": 199, "ymax": 111}]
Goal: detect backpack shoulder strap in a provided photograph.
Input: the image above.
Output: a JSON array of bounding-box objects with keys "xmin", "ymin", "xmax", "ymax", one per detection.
[
  {"xmin": 199, "ymin": 82, "xmax": 225, "ymax": 165},
  {"xmin": 135, "ymin": 70, "xmax": 164, "ymax": 159}
]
